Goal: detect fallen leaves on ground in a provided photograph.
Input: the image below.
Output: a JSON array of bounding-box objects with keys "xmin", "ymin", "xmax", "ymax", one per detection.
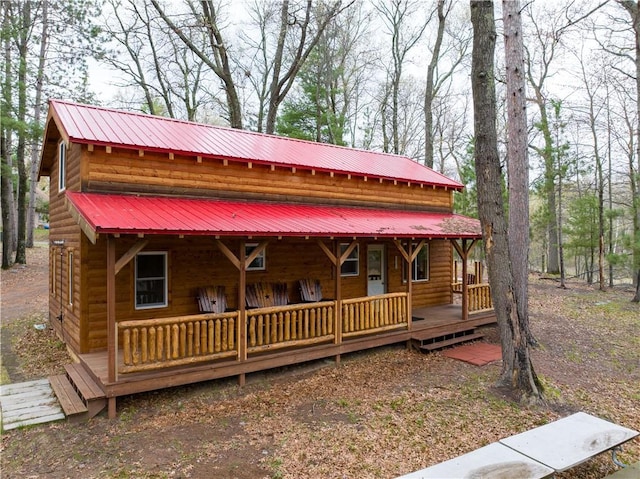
[{"xmin": 1, "ymin": 265, "xmax": 639, "ymax": 479}]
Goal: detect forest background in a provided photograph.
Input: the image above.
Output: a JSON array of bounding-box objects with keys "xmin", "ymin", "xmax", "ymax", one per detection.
[{"xmin": 1, "ymin": 0, "xmax": 639, "ymax": 299}]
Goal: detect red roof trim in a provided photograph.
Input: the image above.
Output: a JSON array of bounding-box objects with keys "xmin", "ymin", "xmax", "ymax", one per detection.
[
  {"xmin": 48, "ymin": 99, "xmax": 464, "ymax": 190},
  {"xmin": 66, "ymin": 192, "xmax": 482, "ymax": 240}
]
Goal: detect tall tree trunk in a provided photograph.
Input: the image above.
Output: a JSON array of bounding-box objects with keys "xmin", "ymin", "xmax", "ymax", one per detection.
[
  {"xmin": 620, "ymin": 0, "xmax": 640, "ymax": 301},
  {"xmin": 503, "ymin": 0, "xmax": 535, "ymax": 345},
  {"xmin": 424, "ymin": 0, "xmax": 445, "ymax": 168},
  {"xmin": 1, "ymin": 1, "xmax": 16, "ymax": 268},
  {"xmin": 1, "ymin": 129, "xmax": 14, "ymax": 269},
  {"xmin": 27, "ymin": 0, "xmax": 48, "ymax": 248},
  {"xmin": 470, "ymin": 0, "xmax": 541, "ymax": 401},
  {"xmin": 14, "ymin": 1, "xmax": 29, "ymax": 265}
]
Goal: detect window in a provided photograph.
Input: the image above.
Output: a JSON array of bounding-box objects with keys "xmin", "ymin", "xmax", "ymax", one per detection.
[
  {"xmin": 68, "ymin": 250, "xmax": 74, "ymax": 306},
  {"xmin": 58, "ymin": 141, "xmax": 66, "ymax": 192},
  {"xmin": 135, "ymin": 252, "xmax": 168, "ymax": 309},
  {"xmin": 245, "ymin": 243, "xmax": 266, "ymax": 271},
  {"xmin": 340, "ymin": 243, "xmax": 359, "ymax": 276},
  {"xmin": 403, "ymin": 243, "xmax": 430, "ymax": 282}
]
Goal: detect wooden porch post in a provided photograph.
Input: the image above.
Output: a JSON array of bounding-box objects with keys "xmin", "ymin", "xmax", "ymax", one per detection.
[
  {"xmin": 452, "ymin": 239, "xmax": 477, "ymax": 321},
  {"xmin": 106, "ymin": 235, "xmax": 117, "ymax": 418},
  {"xmin": 334, "ymin": 240, "xmax": 342, "ymax": 365},
  {"xmin": 407, "ymin": 241, "xmax": 413, "ymax": 330},
  {"xmin": 238, "ymin": 241, "xmax": 247, "ymax": 386},
  {"xmin": 461, "ymin": 241, "xmax": 469, "ymax": 321}
]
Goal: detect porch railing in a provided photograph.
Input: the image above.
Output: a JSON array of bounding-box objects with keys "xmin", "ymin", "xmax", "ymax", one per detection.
[
  {"xmin": 246, "ymin": 301, "xmax": 335, "ymax": 353},
  {"xmin": 341, "ymin": 292, "xmax": 408, "ymax": 338},
  {"xmin": 115, "ymin": 292, "xmax": 430, "ymax": 374},
  {"xmin": 468, "ymin": 284, "xmax": 493, "ymax": 312},
  {"xmin": 118, "ymin": 311, "xmax": 239, "ymax": 373}
]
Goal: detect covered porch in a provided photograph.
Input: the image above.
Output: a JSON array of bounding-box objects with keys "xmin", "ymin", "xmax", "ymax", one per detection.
[
  {"xmin": 77, "ymin": 300, "xmax": 496, "ymax": 408},
  {"xmin": 64, "ymin": 192, "xmax": 495, "ymax": 418}
]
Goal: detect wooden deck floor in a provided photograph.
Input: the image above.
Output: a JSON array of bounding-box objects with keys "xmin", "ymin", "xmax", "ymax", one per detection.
[{"xmin": 78, "ymin": 304, "xmax": 496, "ymax": 400}]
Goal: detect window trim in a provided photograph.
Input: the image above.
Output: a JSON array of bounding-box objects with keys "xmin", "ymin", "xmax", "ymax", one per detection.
[
  {"xmin": 340, "ymin": 242, "xmax": 360, "ymax": 277},
  {"xmin": 245, "ymin": 243, "xmax": 266, "ymax": 271},
  {"xmin": 58, "ymin": 141, "xmax": 66, "ymax": 192},
  {"xmin": 134, "ymin": 251, "xmax": 168, "ymax": 310}
]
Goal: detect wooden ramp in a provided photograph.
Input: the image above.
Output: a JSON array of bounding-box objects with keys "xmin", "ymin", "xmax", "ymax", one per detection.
[{"xmin": 0, "ymin": 379, "xmax": 65, "ymax": 431}]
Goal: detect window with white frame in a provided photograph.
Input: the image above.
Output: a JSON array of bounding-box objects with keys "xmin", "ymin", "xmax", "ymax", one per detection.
[
  {"xmin": 403, "ymin": 242, "xmax": 430, "ymax": 282},
  {"xmin": 340, "ymin": 243, "xmax": 359, "ymax": 276},
  {"xmin": 245, "ymin": 243, "xmax": 266, "ymax": 271},
  {"xmin": 135, "ymin": 252, "xmax": 168, "ymax": 309},
  {"xmin": 58, "ymin": 141, "xmax": 66, "ymax": 192}
]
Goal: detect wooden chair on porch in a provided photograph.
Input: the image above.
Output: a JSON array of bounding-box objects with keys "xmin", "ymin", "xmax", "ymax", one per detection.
[
  {"xmin": 299, "ymin": 278, "xmax": 324, "ymax": 302},
  {"xmin": 246, "ymin": 282, "xmax": 288, "ymax": 308},
  {"xmin": 197, "ymin": 286, "xmax": 228, "ymax": 313}
]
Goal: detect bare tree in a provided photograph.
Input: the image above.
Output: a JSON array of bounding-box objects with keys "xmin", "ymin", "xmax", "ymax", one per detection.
[
  {"xmin": 503, "ymin": 0, "xmax": 535, "ymax": 345},
  {"xmin": 619, "ymin": 0, "xmax": 640, "ymax": 301},
  {"xmin": 471, "ymin": 0, "xmax": 542, "ymax": 401},
  {"xmin": 524, "ymin": 1, "xmax": 607, "ymax": 275},
  {"xmin": 150, "ymin": 0, "xmax": 243, "ymax": 128},
  {"xmin": 424, "ymin": 0, "xmax": 469, "ymax": 169},
  {"xmin": 264, "ymin": 0, "xmax": 351, "ymax": 134},
  {"xmin": 375, "ymin": 0, "xmax": 430, "ymax": 154}
]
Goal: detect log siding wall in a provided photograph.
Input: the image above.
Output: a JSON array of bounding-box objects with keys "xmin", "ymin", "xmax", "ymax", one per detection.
[
  {"xmin": 81, "ymin": 236, "xmax": 452, "ymax": 352},
  {"xmin": 83, "ymin": 146, "xmax": 454, "ymax": 211},
  {"xmin": 44, "ymin": 140, "xmax": 461, "ymax": 355}
]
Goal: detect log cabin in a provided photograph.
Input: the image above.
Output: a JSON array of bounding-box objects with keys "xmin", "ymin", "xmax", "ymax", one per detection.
[{"xmin": 38, "ymin": 99, "xmax": 494, "ymax": 419}]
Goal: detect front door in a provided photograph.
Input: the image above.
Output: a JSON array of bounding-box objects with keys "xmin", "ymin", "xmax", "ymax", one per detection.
[{"xmin": 367, "ymin": 244, "xmax": 385, "ymax": 296}]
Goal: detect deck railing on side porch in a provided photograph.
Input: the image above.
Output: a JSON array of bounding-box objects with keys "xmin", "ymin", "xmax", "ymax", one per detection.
[
  {"xmin": 341, "ymin": 292, "xmax": 408, "ymax": 337},
  {"xmin": 118, "ymin": 311, "xmax": 239, "ymax": 373},
  {"xmin": 246, "ymin": 301, "xmax": 335, "ymax": 353},
  {"xmin": 115, "ymin": 292, "xmax": 410, "ymax": 375},
  {"xmin": 451, "ymin": 282, "xmax": 493, "ymax": 313}
]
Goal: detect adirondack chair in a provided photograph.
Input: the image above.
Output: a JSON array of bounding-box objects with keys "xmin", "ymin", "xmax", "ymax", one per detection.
[
  {"xmin": 246, "ymin": 282, "xmax": 288, "ymax": 308},
  {"xmin": 197, "ymin": 286, "xmax": 227, "ymax": 313},
  {"xmin": 299, "ymin": 278, "xmax": 324, "ymax": 302}
]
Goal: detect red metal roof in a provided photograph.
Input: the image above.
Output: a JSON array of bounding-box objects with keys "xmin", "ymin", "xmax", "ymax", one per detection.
[
  {"xmin": 49, "ymin": 99, "xmax": 463, "ymax": 189},
  {"xmin": 66, "ymin": 192, "xmax": 481, "ymax": 239}
]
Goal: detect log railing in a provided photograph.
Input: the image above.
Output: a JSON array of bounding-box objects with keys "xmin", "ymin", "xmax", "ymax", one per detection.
[
  {"xmin": 116, "ymin": 291, "xmax": 468, "ymax": 374},
  {"xmin": 468, "ymin": 284, "xmax": 493, "ymax": 312},
  {"xmin": 341, "ymin": 292, "xmax": 408, "ymax": 338},
  {"xmin": 246, "ymin": 301, "xmax": 335, "ymax": 353},
  {"xmin": 118, "ymin": 311, "xmax": 239, "ymax": 373}
]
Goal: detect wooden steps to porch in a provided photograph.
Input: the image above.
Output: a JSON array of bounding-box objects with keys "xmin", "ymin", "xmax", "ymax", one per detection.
[
  {"xmin": 49, "ymin": 363, "xmax": 106, "ymax": 422},
  {"xmin": 411, "ymin": 329, "xmax": 484, "ymax": 352}
]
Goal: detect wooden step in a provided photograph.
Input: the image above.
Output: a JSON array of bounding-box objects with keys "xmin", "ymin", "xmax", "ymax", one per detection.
[
  {"xmin": 417, "ymin": 332, "xmax": 485, "ymax": 351},
  {"xmin": 64, "ymin": 363, "xmax": 107, "ymax": 419},
  {"xmin": 49, "ymin": 375, "xmax": 88, "ymax": 421}
]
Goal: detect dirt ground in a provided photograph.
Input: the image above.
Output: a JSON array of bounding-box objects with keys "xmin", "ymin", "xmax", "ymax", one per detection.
[{"xmin": 1, "ymin": 244, "xmax": 639, "ymax": 479}]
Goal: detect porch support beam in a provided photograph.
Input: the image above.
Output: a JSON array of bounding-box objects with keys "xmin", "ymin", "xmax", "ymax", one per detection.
[
  {"xmin": 115, "ymin": 240, "xmax": 148, "ymax": 275},
  {"xmin": 214, "ymin": 239, "xmax": 241, "ymax": 270},
  {"xmin": 339, "ymin": 240, "xmax": 358, "ymax": 265},
  {"xmin": 407, "ymin": 242, "xmax": 413, "ymax": 333},
  {"xmin": 316, "ymin": 240, "xmax": 337, "ymax": 265},
  {"xmin": 452, "ymin": 239, "xmax": 477, "ymax": 321},
  {"xmin": 245, "ymin": 240, "xmax": 269, "ymax": 268},
  {"xmin": 333, "ymin": 240, "xmax": 342, "ymax": 364},
  {"xmin": 106, "ymin": 235, "xmax": 117, "ymax": 418},
  {"xmin": 393, "ymin": 240, "xmax": 410, "ymax": 263},
  {"xmin": 238, "ymin": 241, "xmax": 247, "ymax": 386}
]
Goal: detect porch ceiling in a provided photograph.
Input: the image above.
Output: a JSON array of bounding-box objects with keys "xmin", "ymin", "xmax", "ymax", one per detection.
[{"xmin": 66, "ymin": 191, "xmax": 482, "ymax": 241}]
